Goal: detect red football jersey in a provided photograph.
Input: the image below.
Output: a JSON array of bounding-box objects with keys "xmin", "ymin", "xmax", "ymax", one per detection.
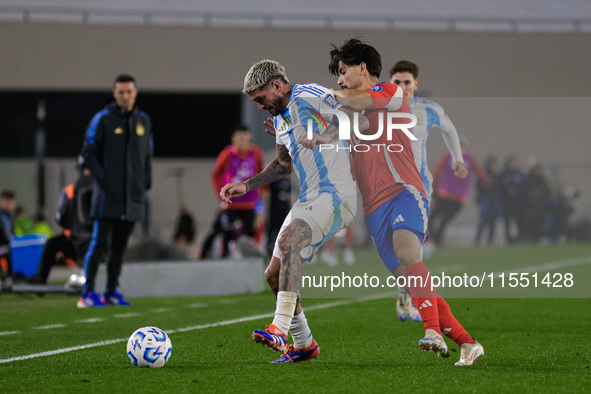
[{"xmin": 350, "ymin": 82, "xmax": 426, "ymax": 217}]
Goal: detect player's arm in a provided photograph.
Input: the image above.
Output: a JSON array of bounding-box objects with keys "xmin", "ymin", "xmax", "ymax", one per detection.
[
  {"xmin": 81, "ymin": 115, "xmax": 108, "ymax": 189},
  {"xmin": 437, "ymin": 108, "xmax": 467, "ymax": 179},
  {"xmin": 331, "ymin": 88, "xmax": 374, "ymax": 111},
  {"xmin": 220, "ymin": 144, "xmax": 292, "ymax": 203},
  {"xmin": 299, "ymin": 106, "xmax": 368, "ymax": 149}
]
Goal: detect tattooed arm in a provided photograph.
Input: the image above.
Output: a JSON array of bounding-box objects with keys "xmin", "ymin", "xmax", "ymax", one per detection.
[{"xmin": 220, "ymin": 144, "xmax": 292, "ymax": 203}]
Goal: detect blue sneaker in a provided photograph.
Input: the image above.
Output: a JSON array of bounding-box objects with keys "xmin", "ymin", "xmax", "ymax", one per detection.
[
  {"xmin": 418, "ymin": 329, "xmax": 450, "ymax": 358},
  {"xmin": 77, "ymin": 290, "xmax": 108, "ymax": 308},
  {"xmin": 271, "ymin": 339, "xmax": 320, "ymax": 363},
  {"xmin": 252, "ymin": 324, "xmax": 288, "ymax": 352},
  {"xmin": 102, "ymin": 290, "xmax": 131, "ymax": 306}
]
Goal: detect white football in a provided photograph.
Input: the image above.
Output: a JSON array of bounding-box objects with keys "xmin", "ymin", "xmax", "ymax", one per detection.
[{"xmin": 127, "ymin": 326, "xmax": 172, "ymax": 368}]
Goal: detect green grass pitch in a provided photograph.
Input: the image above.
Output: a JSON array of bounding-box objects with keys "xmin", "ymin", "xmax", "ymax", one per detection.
[{"xmin": 0, "ymin": 244, "xmax": 590, "ymax": 393}]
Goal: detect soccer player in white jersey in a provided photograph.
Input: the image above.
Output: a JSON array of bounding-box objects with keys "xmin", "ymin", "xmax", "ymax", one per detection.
[
  {"xmin": 220, "ymin": 60, "xmax": 359, "ymax": 364},
  {"xmin": 389, "ymin": 60, "xmax": 468, "ymax": 323}
]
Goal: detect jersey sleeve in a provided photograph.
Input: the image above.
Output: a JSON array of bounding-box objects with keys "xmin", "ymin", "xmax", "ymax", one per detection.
[
  {"xmin": 366, "ymin": 83, "xmax": 405, "ymax": 111},
  {"xmin": 435, "ymin": 105, "xmax": 464, "ymax": 164}
]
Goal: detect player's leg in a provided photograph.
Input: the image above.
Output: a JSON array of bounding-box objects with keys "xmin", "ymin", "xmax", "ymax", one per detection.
[
  {"xmin": 251, "ymin": 219, "xmax": 311, "ymax": 354},
  {"xmin": 320, "ymin": 237, "xmax": 338, "ymax": 266},
  {"xmin": 393, "ymin": 228, "xmax": 449, "ymax": 356},
  {"xmin": 343, "ymin": 225, "xmax": 356, "ymax": 265},
  {"xmin": 33, "ymin": 234, "xmax": 68, "ymax": 284},
  {"xmin": 78, "ymin": 220, "xmax": 112, "ymax": 307},
  {"xmin": 429, "ymin": 198, "xmax": 463, "ymax": 246},
  {"xmin": 102, "ymin": 220, "xmax": 135, "ymax": 305},
  {"xmin": 434, "ymin": 295, "xmax": 483, "ymax": 365},
  {"xmin": 392, "ymin": 265, "xmax": 421, "ymax": 322}
]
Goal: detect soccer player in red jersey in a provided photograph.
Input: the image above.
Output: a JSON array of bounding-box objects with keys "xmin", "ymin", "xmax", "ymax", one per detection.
[{"xmin": 326, "ymin": 38, "xmax": 483, "ymax": 366}]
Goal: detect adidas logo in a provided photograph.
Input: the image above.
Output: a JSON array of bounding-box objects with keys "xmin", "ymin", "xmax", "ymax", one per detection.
[
  {"xmin": 393, "ymin": 214, "xmax": 405, "ymax": 224},
  {"xmin": 418, "ymin": 299, "xmax": 433, "ymax": 310},
  {"xmin": 443, "ymin": 328, "xmax": 452, "ymax": 335}
]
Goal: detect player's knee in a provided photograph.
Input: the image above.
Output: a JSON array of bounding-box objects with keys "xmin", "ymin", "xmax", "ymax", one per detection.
[
  {"xmin": 264, "ymin": 266, "xmax": 278, "ymax": 286},
  {"xmin": 289, "ymin": 219, "xmax": 312, "ymax": 250},
  {"xmin": 395, "ymin": 247, "xmax": 421, "ymax": 268}
]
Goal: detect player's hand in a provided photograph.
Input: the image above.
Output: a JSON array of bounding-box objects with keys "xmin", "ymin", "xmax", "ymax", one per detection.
[
  {"xmin": 298, "ymin": 133, "xmax": 333, "ymax": 150},
  {"xmin": 452, "ymin": 162, "xmax": 468, "ymax": 179},
  {"xmin": 263, "ymin": 117, "xmax": 276, "ymax": 137},
  {"xmin": 219, "ymin": 182, "xmax": 248, "ymax": 203}
]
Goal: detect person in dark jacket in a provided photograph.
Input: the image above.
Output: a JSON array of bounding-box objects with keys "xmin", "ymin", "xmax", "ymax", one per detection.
[
  {"xmin": 499, "ymin": 154, "xmax": 527, "ymax": 243},
  {"xmin": 78, "ymin": 74, "xmax": 153, "ymax": 308},
  {"xmin": 30, "ymin": 158, "xmax": 94, "ymax": 286}
]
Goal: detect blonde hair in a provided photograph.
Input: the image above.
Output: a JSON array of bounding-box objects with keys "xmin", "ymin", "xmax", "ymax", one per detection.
[{"xmin": 243, "ymin": 59, "xmax": 290, "ymax": 94}]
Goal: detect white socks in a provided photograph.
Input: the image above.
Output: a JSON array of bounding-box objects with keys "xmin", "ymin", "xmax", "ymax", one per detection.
[
  {"xmin": 290, "ymin": 311, "xmax": 313, "ymax": 349},
  {"xmin": 272, "ymin": 291, "xmax": 298, "ymax": 334}
]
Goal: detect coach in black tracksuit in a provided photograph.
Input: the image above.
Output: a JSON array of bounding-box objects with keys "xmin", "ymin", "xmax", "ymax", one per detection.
[{"xmin": 79, "ymin": 74, "xmax": 153, "ymax": 307}]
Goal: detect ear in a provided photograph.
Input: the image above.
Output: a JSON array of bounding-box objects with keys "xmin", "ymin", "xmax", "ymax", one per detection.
[
  {"xmin": 271, "ymin": 79, "xmax": 282, "ymax": 91},
  {"xmin": 414, "ymin": 78, "xmax": 419, "ymax": 90},
  {"xmin": 359, "ymin": 62, "xmax": 368, "ymax": 76}
]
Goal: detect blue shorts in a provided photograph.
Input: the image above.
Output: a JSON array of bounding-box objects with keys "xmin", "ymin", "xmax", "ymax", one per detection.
[{"xmin": 365, "ymin": 189, "xmax": 430, "ymax": 273}]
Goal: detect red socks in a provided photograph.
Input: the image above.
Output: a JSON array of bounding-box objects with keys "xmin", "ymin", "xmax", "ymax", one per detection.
[
  {"xmin": 436, "ymin": 295, "xmax": 475, "ymax": 346},
  {"xmin": 403, "ymin": 262, "xmax": 476, "ymax": 345},
  {"xmin": 403, "ymin": 262, "xmax": 441, "ymax": 334}
]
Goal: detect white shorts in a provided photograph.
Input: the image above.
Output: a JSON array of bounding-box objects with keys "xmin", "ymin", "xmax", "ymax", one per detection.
[{"xmin": 272, "ymin": 192, "xmax": 357, "ymax": 261}]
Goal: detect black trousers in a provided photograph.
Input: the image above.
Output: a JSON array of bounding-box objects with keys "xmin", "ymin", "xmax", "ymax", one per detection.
[
  {"xmin": 200, "ymin": 209, "xmax": 255, "ymax": 258},
  {"xmin": 83, "ymin": 219, "xmax": 135, "ymax": 295},
  {"xmin": 35, "ymin": 234, "xmax": 76, "ymax": 283},
  {"xmin": 428, "ymin": 197, "xmax": 464, "ymax": 246}
]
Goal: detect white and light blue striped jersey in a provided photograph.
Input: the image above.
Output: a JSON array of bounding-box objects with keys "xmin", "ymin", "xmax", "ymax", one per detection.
[
  {"xmin": 410, "ymin": 96, "xmax": 463, "ymax": 201},
  {"xmin": 274, "ymin": 83, "xmax": 357, "ymax": 202}
]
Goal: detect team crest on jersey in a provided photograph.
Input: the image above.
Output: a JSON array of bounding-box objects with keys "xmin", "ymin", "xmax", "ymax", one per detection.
[
  {"xmin": 136, "ymin": 123, "xmax": 145, "ymax": 136},
  {"xmin": 370, "ymin": 85, "xmax": 384, "ymax": 92},
  {"xmin": 322, "ymin": 95, "xmax": 339, "ymax": 109},
  {"xmin": 114, "ymin": 127, "xmax": 123, "ymax": 135}
]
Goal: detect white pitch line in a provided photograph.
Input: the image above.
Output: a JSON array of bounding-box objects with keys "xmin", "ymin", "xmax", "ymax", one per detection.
[
  {"xmin": 0, "ymin": 331, "xmax": 20, "ymax": 336},
  {"xmin": 0, "ymin": 339, "xmax": 124, "ymax": 364},
  {"xmin": 114, "ymin": 313, "xmax": 142, "ymax": 318},
  {"xmin": 75, "ymin": 318, "xmax": 105, "ymax": 324},
  {"xmin": 150, "ymin": 308, "xmax": 173, "ymax": 313},
  {"xmin": 31, "ymin": 324, "xmax": 67, "ymax": 330},
  {"xmin": 186, "ymin": 303, "xmax": 209, "ymax": 309},
  {"xmin": 486, "ymin": 255, "xmax": 591, "ymax": 281},
  {"xmin": 0, "ymin": 296, "xmax": 382, "ymax": 365}
]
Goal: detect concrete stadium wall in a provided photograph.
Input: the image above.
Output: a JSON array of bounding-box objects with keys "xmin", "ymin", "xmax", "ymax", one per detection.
[{"xmin": 1, "ymin": 22, "xmax": 591, "ymax": 96}]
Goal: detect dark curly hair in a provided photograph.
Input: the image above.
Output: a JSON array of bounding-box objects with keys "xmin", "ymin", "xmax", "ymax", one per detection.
[{"xmin": 328, "ymin": 38, "xmax": 382, "ymax": 79}]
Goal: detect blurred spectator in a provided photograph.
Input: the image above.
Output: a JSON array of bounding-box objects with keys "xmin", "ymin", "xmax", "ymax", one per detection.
[
  {"xmin": 524, "ymin": 157, "xmax": 551, "ymax": 242},
  {"xmin": 13, "ymin": 205, "xmax": 34, "ymax": 235},
  {"xmin": 474, "ymin": 155, "xmax": 502, "ymax": 246},
  {"xmin": 29, "ymin": 161, "xmax": 94, "ymax": 286},
  {"xmin": 199, "ymin": 126, "xmax": 264, "ymax": 259},
  {"xmin": 30, "ymin": 212, "xmax": 54, "ymax": 238},
  {"xmin": 428, "ymin": 139, "xmax": 489, "ymax": 246},
  {"xmin": 499, "ymin": 154, "xmax": 528, "ymax": 243},
  {"xmin": 544, "ymin": 184, "xmax": 575, "ymax": 243},
  {"xmin": 0, "ymin": 189, "xmax": 17, "ymax": 288},
  {"xmin": 321, "ymin": 225, "xmax": 356, "ymax": 266},
  {"xmin": 174, "ymin": 207, "xmax": 196, "ymax": 248}
]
